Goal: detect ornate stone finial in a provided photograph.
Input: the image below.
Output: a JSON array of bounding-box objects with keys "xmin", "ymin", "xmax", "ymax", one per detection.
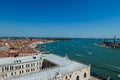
[{"xmin": 65, "ymin": 54, "xmax": 69, "ymax": 59}]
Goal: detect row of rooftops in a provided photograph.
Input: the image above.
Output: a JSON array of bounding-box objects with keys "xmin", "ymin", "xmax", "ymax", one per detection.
[{"xmin": 0, "ymin": 39, "xmax": 54, "ymax": 58}]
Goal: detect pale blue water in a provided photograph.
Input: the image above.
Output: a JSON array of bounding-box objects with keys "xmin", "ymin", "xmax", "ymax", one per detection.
[{"xmin": 39, "ymin": 39, "xmax": 120, "ymax": 78}]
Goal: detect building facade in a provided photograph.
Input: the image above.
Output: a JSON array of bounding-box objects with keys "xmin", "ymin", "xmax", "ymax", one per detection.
[
  {"xmin": 0, "ymin": 53, "xmax": 90, "ymax": 80},
  {"xmin": 0, "ymin": 54, "xmax": 43, "ymax": 80}
]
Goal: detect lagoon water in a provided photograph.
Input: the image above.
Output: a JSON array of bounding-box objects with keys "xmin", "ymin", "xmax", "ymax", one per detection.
[{"xmin": 39, "ymin": 39, "xmax": 120, "ymax": 78}]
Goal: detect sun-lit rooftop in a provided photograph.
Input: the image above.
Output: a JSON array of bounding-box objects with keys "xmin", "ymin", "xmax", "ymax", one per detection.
[{"xmin": 1, "ymin": 53, "xmax": 89, "ymax": 80}]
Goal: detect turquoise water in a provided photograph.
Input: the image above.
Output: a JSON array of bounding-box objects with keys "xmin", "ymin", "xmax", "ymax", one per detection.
[{"xmin": 39, "ymin": 39, "xmax": 120, "ymax": 78}]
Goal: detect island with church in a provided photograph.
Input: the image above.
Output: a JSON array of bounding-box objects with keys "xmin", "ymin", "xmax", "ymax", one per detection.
[{"xmin": 98, "ymin": 36, "xmax": 120, "ymax": 49}]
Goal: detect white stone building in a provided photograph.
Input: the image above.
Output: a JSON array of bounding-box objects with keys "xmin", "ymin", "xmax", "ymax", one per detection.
[{"xmin": 0, "ymin": 53, "xmax": 90, "ymax": 80}]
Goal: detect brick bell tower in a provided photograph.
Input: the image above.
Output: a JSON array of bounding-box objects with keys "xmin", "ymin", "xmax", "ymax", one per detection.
[{"xmin": 114, "ymin": 36, "xmax": 118, "ymax": 47}]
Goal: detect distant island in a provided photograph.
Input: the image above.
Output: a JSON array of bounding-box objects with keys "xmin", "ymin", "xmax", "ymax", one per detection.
[{"xmin": 98, "ymin": 36, "xmax": 120, "ymax": 49}]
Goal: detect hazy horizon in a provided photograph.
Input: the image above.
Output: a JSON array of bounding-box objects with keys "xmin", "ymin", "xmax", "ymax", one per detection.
[{"xmin": 0, "ymin": 36, "xmax": 120, "ymax": 39}]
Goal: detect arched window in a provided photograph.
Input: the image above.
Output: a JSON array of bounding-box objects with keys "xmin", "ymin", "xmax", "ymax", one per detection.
[
  {"xmin": 76, "ymin": 76, "xmax": 79, "ymax": 80},
  {"xmin": 84, "ymin": 73, "xmax": 87, "ymax": 78}
]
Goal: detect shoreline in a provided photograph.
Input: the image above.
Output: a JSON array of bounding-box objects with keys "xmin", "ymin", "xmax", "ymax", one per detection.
[
  {"xmin": 37, "ymin": 41, "xmax": 120, "ymax": 79},
  {"xmin": 34, "ymin": 38, "xmax": 72, "ymax": 53},
  {"xmin": 96, "ymin": 43, "xmax": 120, "ymax": 49}
]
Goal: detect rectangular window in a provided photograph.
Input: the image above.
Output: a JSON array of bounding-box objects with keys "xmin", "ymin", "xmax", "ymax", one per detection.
[
  {"xmin": 14, "ymin": 72, "xmax": 16, "ymax": 75},
  {"xmin": 5, "ymin": 67, "xmax": 7, "ymax": 71},
  {"xmin": 2, "ymin": 67, "xmax": 4, "ymax": 72},
  {"xmin": 28, "ymin": 69, "xmax": 30, "ymax": 72},
  {"xmin": 26, "ymin": 64, "xmax": 30, "ymax": 67},
  {"xmin": 10, "ymin": 66, "xmax": 14, "ymax": 70},
  {"xmin": 5, "ymin": 74, "xmax": 7, "ymax": 77},
  {"xmin": 39, "ymin": 62, "xmax": 41, "ymax": 65},
  {"xmin": 22, "ymin": 65, "xmax": 23, "ymax": 68},
  {"xmin": 31, "ymin": 63, "xmax": 33, "ymax": 67},
  {"xmin": 33, "ymin": 68, "xmax": 35, "ymax": 71},
  {"xmin": 26, "ymin": 64, "xmax": 28, "ymax": 68},
  {"xmin": 39, "ymin": 67, "xmax": 40, "ymax": 69},
  {"xmin": 6, "ymin": 67, "xmax": 9, "ymax": 71},
  {"xmin": 37, "ymin": 62, "xmax": 39, "ymax": 65},
  {"xmin": 31, "ymin": 63, "xmax": 35, "ymax": 67},
  {"xmin": 26, "ymin": 64, "xmax": 27, "ymax": 68},
  {"xmin": 19, "ymin": 71, "xmax": 21, "ymax": 74},
  {"xmin": 33, "ymin": 63, "xmax": 35, "ymax": 66},
  {"xmin": 15, "ymin": 66, "xmax": 21, "ymax": 70},
  {"xmin": 2, "ymin": 74, "xmax": 4, "ymax": 78},
  {"xmin": 22, "ymin": 70, "xmax": 24, "ymax": 73},
  {"xmin": 28, "ymin": 64, "xmax": 30, "ymax": 67},
  {"xmin": 26, "ymin": 70, "xmax": 28, "ymax": 72},
  {"xmin": 11, "ymin": 72, "xmax": 13, "ymax": 76}
]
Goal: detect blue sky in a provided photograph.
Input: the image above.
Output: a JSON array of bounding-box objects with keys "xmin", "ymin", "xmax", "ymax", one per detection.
[{"xmin": 0, "ymin": 0, "xmax": 120, "ymax": 38}]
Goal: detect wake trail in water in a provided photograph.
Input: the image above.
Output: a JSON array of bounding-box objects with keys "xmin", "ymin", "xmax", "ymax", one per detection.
[
  {"xmin": 88, "ymin": 51, "xmax": 93, "ymax": 55},
  {"xmin": 107, "ymin": 64, "xmax": 120, "ymax": 70},
  {"xmin": 76, "ymin": 54, "xmax": 86, "ymax": 57},
  {"xmin": 92, "ymin": 64, "xmax": 120, "ymax": 74},
  {"xmin": 83, "ymin": 46, "xmax": 92, "ymax": 48}
]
